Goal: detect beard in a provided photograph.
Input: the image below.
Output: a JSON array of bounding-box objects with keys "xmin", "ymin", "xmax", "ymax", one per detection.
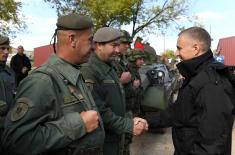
[
  {"xmin": 109, "ymin": 55, "xmax": 120, "ymax": 62},
  {"xmin": 106, "ymin": 56, "xmax": 115, "ymax": 63}
]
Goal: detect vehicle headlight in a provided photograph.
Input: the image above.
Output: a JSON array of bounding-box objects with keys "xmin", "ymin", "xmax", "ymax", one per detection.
[{"xmin": 157, "ymin": 71, "xmax": 164, "ymax": 77}]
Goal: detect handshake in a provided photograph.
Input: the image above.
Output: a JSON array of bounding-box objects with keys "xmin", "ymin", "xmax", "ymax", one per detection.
[
  {"xmin": 80, "ymin": 110, "xmax": 148, "ymax": 136},
  {"xmin": 132, "ymin": 117, "xmax": 148, "ymax": 136}
]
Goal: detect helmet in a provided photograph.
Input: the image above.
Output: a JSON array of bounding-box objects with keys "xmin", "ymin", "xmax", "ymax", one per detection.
[
  {"xmin": 120, "ymin": 30, "xmax": 132, "ymax": 43},
  {"xmin": 128, "ymin": 49, "xmax": 146, "ymax": 62}
]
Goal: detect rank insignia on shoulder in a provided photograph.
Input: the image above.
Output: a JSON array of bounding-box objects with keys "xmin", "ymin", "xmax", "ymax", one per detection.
[{"xmin": 10, "ymin": 98, "xmax": 32, "ymax": 121}]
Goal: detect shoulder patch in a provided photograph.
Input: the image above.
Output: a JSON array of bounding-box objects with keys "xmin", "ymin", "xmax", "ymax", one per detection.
[{"xmin": 10, "ymin": 97, "xmax": 33, "ymax": 122}]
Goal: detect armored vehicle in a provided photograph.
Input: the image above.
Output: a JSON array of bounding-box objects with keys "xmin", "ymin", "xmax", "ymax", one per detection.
[{"xmin": 139, "ymin": 63, "xmax": 179, "ymax": 115}]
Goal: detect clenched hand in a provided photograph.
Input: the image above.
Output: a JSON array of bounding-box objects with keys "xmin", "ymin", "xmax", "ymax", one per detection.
[
  {"xmin": 120, "ymin": 72, "xmax": 132, "ymax": 84},
  {"xmin": 80, "ymin": 110, "xmax": 99, "ymax": 133}
]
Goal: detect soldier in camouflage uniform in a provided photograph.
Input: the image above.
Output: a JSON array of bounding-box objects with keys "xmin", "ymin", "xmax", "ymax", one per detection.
[
  {"xmin": 0, "ymin": 35, "xmax": 16, "ymax": 154},
  {"xmin": 111, "ymin": 30, "xmax": 136, "ymax": 155},
  {"xmin": 111, "ymin": 30, "xmax": 134, "ymax": 113},
  {"xmin": 128, "ymin": 49, "xmax": 146, "ymax": 116},
  {"xmin": 2, "ymin": 14, "xmax": 105, "ymax": 155},
  {"xmin": 81, "ymin": 27, "xmax": 148, "ymax": 155},
  {"xmin": 111, "ymin": 30, "xmax": 132, "ymax": 81}
]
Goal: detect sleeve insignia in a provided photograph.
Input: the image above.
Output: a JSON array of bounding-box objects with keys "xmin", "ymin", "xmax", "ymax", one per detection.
[{"xmin": 10, "ymin": 98, "xmax": 32, "ymax": 121}]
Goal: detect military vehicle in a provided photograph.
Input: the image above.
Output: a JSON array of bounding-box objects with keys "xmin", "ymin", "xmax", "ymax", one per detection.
[{"xmin": 139, "ymin": 63, "xmax": 179, "ymax": 115}]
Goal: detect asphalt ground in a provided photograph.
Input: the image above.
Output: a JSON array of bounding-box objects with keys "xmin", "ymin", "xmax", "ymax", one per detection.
[{"xmin": 131, "ymin": 125, "xmax": 235, "ymax": 155}]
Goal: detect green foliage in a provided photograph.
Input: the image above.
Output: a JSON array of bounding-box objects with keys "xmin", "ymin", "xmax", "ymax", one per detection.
[
  {"xmin": 45, "ymin": 0, "xmax": 137, "ymax": 32},
  {"xmin": 83, "ymin": 0, "xmax": 144, "ymax": 33},
  {"xmin": 131, "ymin": 0, "xmax": 190, "ymax": 37},
  {"xmin": 0, "ymin": 0, "xmax": 25, "ymax": 37},
  {"xmin": 45, "ymin": 0, "xmax": 193, "ymax": 37},
  {"xmin": 162, "ymin": 49, "xmax": 177, "ymax": 60},
  {"xmin": 44, "ymin": 0, "xmax": 86, "ymax": 15},
  {"xmin": 85, "ymin": 0, "xmax": 137, "ymax": 30}
]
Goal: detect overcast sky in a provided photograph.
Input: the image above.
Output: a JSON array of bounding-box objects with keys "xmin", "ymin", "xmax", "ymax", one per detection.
[{"xmin": 13, "ymin": 0, "xmax": 235, "ymax": 54}]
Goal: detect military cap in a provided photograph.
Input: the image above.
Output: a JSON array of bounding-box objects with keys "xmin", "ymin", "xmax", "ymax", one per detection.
[
  {"xmin": 120, "ymin": 30, "xmax": 132, "ymax": 43},
  {"xmin": 128, "ymin": 49, "xmax": 146, "ymax": 62},
  {"xmin": 144, "ymin": 43, "xmax": 156, "ymax": 56},
  {"xmin": 56, "ymin": 14, "xmax": 93, "ymax": 30},
  {"xmin": 0, "ymin": 35, "xmax": 10, "ymax": 48},
  {"xmin": 93, "ymin": 27, "xmax": 121, "ymax": 43},
  {"xmin": 136, "ymin": 36, "xmax": 143, "ymax": 41}
]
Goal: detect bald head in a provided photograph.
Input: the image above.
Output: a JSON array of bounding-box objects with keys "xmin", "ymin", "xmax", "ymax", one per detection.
[
  {"xmin": 56, "ymin": 29, "xmax": 86, "ymax": 50},
  {"xmin": 17, "ymin": 45, "xmax": 24, "ymax": 55},
  {"xmin": 178, "ymin": 27, "xmax": 211, "ymax": 53},
  {"xmin": 57, "ymin": 30, "xmax": 73, "ymax": 47},
  {"xmin": 55, "ymin": 28, "xmax": 93, "ymax": 64},
  {"xmin": 57, "ymin": 30, "xmax": 66, "ymax": 47}
]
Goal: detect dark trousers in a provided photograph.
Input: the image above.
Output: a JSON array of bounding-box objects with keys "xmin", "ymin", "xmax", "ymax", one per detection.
[
  {"xmin": 42, "ymin": 147, "xmax": 103, "ymax": 155},
  {"xmin": 103, "ymin": 141, "xmax": 123, "ymax": 155}
]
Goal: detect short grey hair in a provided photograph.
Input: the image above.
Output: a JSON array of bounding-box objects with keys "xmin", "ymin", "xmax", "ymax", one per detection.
[{"xmin": 178, "ymin": 27, "xmax": 211, "ymax": 52}]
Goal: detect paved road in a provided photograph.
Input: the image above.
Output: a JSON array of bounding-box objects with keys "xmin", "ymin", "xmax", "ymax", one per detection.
[
  {"xmin": 131, "ymin": 126, "xmax": 235, "ymax": 155},
  {"xmin": 131, "ymin": 128, "xmax": 174, "ymax": 155}
]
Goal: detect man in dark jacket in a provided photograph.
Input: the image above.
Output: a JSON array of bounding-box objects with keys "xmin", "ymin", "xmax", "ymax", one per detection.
[
  {"xmin": 10, "ymin": 45, "xmax": 31, "ymax": 86},
  {"xmin": 0, "ymin": 35, "xmax": 16, "ymax": 154},
  {"xmin": 128, "ymin": 49, "xmax": 146, "ymax": 115},
  {"xmin": 147, "ymin": 27, "xmax": 235, "ymax": 155},
  {"xmin": 0, "ymin": 35, "xmax": 16, "ymax": 108}
]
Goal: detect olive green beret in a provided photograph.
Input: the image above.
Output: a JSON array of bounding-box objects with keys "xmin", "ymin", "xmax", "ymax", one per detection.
[
  {"xmin": 120, "ymin": 30, "xmax": 132, "ymax": 43},
  {"xmin": 0, "ymin": 35, "xmax": 10, "ymax": 48},
  {"xmin": 56, "ymin": 14, "xmax": 93, "ymax": 30},
  {"xmin": 128, "ymin": 49, "xmax": 146, "ymax": 62},
  {"xmin": 93, "ymin": 27, "xmax": 121, "ymax": 43}
]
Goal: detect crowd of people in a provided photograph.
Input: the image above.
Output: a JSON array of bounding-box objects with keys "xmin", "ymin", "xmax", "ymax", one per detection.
[{"xmin": 0, "ymin": 13, "xmax": 235, "ymax": 155}]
